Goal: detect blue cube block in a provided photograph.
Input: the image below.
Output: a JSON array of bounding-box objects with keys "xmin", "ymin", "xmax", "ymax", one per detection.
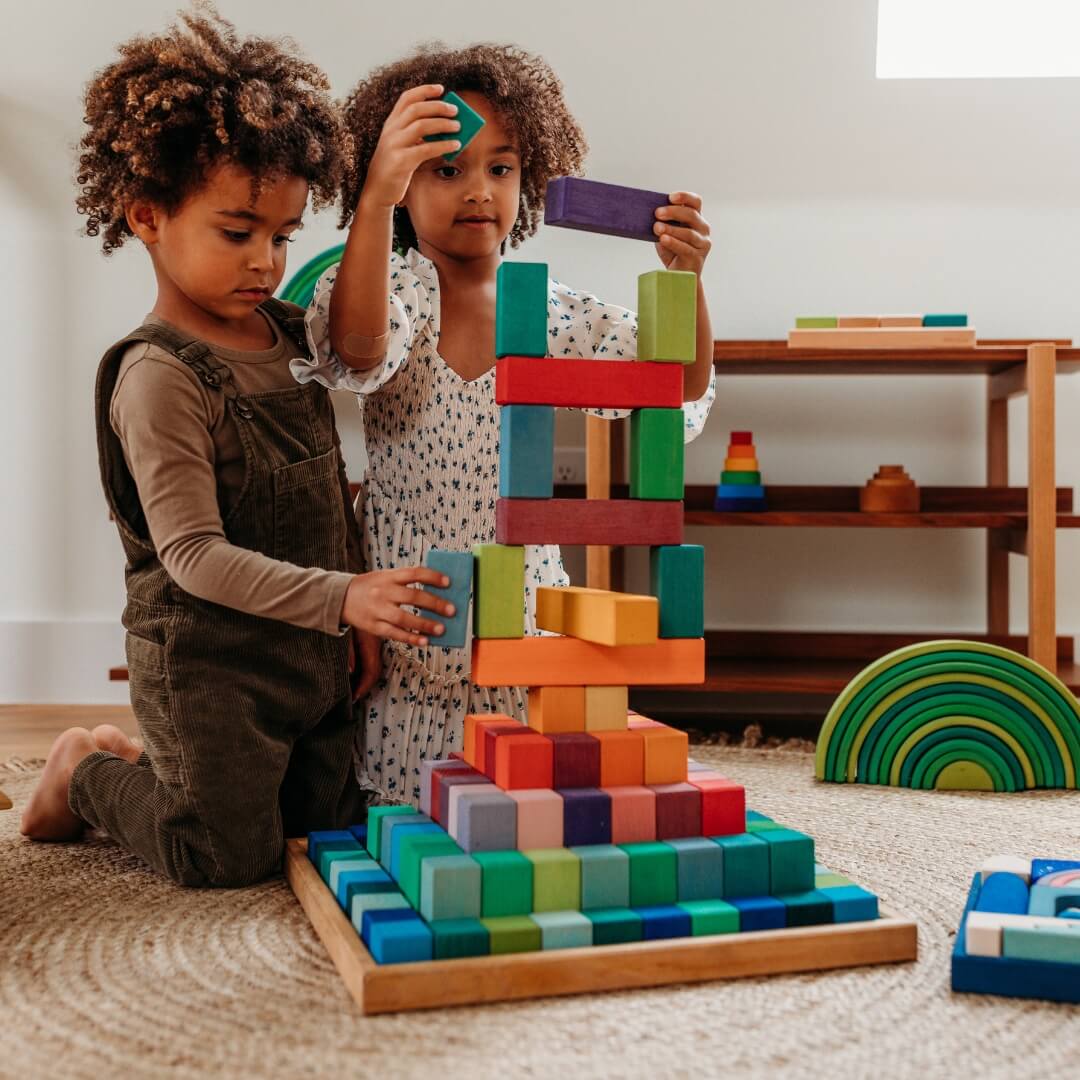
[
  {"xmin": 348, "ymin": 824, "xmax": 368, "ymax": 846},
  {"xmin": 365, "ymin": 914, "xmax": 434, "ymax": 965},
  {"xmin": 360, "ymin": 907, "xmax": 421, "ymax": 942},
  {"xmin": 498, "ymin": 405, "xmax": 555, "ymax": 498},
  {"xmin": 307, "ymin": 829, "xmax": 359, "ymax": 867},
  {"xmin": 425, "ymin": 550, "xmax": 473, "ymax": 649},
  {"xmin": 1032, "ymin": 858, "xmax": 1080, "ymax": 881},
  {"xmin": 668, "ymin": 837, "xmax": 724, "ymax": 901},
  {"xmin": 637, "ymin": 904, "xmax": 693, "ymax": 941},
  {"xmin": 560, "ymin": 788, "xmax": 612, "ymax": 846},
  {"xmin": 731, "ymin": 895, "xmax": 787, "ymax": 931},
  {"xmin": 379, "ymin": 813, "xmax": 430, "ymax": 869},
  {"xmin": 821, "ymin": 885, "xmax": 879, "ymax": 923},
  {"xmin": 716, "ymin": 483, "xmax": 765, "ymax": 500},
  {"xmin": 714, "ymin": 494, "xmax": 767, "ymax": 512},
  {"xmin": 388, "ymin": 822, "xmax": 444, "ymax": 879}
]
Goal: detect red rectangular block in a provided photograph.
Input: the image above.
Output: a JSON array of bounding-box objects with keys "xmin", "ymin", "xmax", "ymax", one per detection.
[
  {"xmin": 606, "ymin": 785, "xmax": 656, "ymax": 843},
  {"xmin": 495, "ymin": 356, "xmax": 684, "ymax": 409},
  {"xmin": 652, "ymin": 783, "xmax": 702, "ymax": 839},
  {"xmin": 690, "ymin": 778, "xmax": 746, "ymax": 836},
  {"xmin": 494, "ymin": 732, "xmax": 555, "ymax": 790},
  {"xmin": 496, "ymin": 498, "xmax": 683, "ymax": 546},
  {"xmin": 548, "ymin": 732, "xmax": 601, "ymax": 788}
]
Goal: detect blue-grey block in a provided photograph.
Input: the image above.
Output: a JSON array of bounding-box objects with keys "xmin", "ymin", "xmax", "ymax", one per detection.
[
  {"xmin": 668, "ymin": 837, "xmax": 724, "ymax": 901},
  {"xmin": 499, "ymin": 405, "xmax": 554, "ymax": 498},
  {"xmin": 328, "ymin": 856, "xmax": 378, "ymax": 896},
  {"xmin": 712, "ymin": 833, "xmax": 770, "ymax": 899},
  {"xmin": 571, "ymin": 845, "xmax": 630, "ymax": 911},
  {"xmin": 455, "ymin": 787, "xmax": 518, "ymax": 853},
  {"xmin": 379, "ymin": 812, "xmax": 430, "ymax": 869},
  {"xmin": 532, "ymin": 911, "xmax": 594, "ymax": 950},
  {"xmin": 420, "ymin": 854, "xmax": 482, "ymax": 922},
  {"xmin": 425, "ymin": 550, "xmax": 473, "ymax": 649}
]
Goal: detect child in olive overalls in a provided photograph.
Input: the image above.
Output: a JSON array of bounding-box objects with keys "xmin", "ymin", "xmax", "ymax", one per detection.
[{"xmin": 20, "ymin": 10, "xmax": 454, "ymax": 886}]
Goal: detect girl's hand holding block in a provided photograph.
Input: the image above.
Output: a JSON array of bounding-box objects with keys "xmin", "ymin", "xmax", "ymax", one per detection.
[{"xmin": 342, "ymin": 567, "xmax": 455, "ymax": 647}]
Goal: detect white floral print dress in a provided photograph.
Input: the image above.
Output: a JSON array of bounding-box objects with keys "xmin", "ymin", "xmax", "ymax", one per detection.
[{"xmin": 293, "ymin": 247, "xmax": 716, "ymax": 804}]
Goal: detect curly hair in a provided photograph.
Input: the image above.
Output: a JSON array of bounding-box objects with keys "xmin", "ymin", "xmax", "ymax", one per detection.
[
  {"xmin": 76, "ymin": 4, "xmax": 348, "ymax": 253},
  {"xmin": 340, "ymin": 42, "xmax": 588, "ymax": 250}
]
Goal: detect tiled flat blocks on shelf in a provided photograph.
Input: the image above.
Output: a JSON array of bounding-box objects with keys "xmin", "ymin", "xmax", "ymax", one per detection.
[
  {"xmin": 585, "ymin": 685, "xmax": 629, "ymax": 731},
  {"xmin": 532, "ymin": 910, "xmax": 594, "ymax": 950},
  {"xmin": 498, "ymin": 405, "xmax": 554, "ymax": 498},
  {"xmin": 630, "ymin": 408, "xmax": 685, "ymax": 500},
  {"xmin": 451, "ymin": 787, "xmax": 518, "ymax": 853},
  {"xmin": 473, "ymin": 850, "xmax": 533, "ymax": 917},
  {"xmin": 622, "ymin": 841, "xmax": 678, "ymax": 907},
  {"xmin": 423, "ymin": 90, "xmax": 484, "ymax": 161},
  {"xmin": 548, "ymin": 732, "xmax": 601, "ymax": 787},
  {"xmin": 713, "ymin": 833, "xmax": 770, "ymax": 898},
  {"xmin": 528, "ymin": 686, "xmax": 586, "ymax": 734},
  {"xmin": 668, "ymin": 837, "xmax": 724, "ymax": 901},
  {"xmin": 495, "ymin": 262, "xmax": 548, "ymax": 358},
  {"xmin": 509, "ymin": 789, "xmax": 564, "ymax": 849},
  {"xmin": 429, "ymin": 917, "xmax": 490, "ymax": 959},
  {"xmin": 571, "ymin": 845, "xmax": 631, "ymax": 910},
  {"xmin": 606, "ymin": 785, "xmax": 657, "ymax": 843},
  {"xmin": 494, "ymin": 731, "xmax": 554, "ymax": 790},
  {"xmin": 423, "ymin": 550, "xmax": 472, "ymax": 648},
  {"xmin": 472, "ymin": 544, "xmax": 525, "ymax": 639},
  {"xmin": 527, "ymin": 848, "xmax": 582, "ymax": 912},
  {"xmin": 690, "ymin": 778, "xmax": 746, "ymax": 836},
  {"xmin": 560, "ymin": 788, "xmax": 612, "ymax": 846},
  {"xmin": 649, "ymin": 545, "xmax": 705, "ymax": 639},
  {"xmin": 535, "ymin": 586, "xmax": 658, "ymax": 646},
  {"xmin": 652, "ymin": 783, "xmax": 702, "ymax": 839},
  {"xmin": 495, "ymin": 356, "xmax": 684, "ymax": 409},
  {"xmin": 592, "ymin": 730, "xmax": 644, "ymax": 787},
  {"xmin": 638, "ymin": 269, "xmax": 697, "ymax": 366},
  {"xmin": 544, "ymin": 176, "xmax": 668, "ymax": 242},
  {"xmin": 496, "ymin": 498, "xmax": 684, "ymax": 547},
  {"xmin": 482, "ymin": 915, "xmax": 543, "ymax": 955},
  {"xmin": 759, "ymin": 828, "xmax": 815, "ymax": 894},
  {"xmin": 419, "ymin": 854, "xmax": 482, "ymax": 922},
  {"xmin": 639, "ymin": 724, "xmax": 689, "ymax": 784}
]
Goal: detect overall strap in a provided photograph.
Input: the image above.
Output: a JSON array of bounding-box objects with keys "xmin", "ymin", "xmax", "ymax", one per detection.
[{"xmin": 258, "ymin": 296, "xmax": 309, "ymax": 356}]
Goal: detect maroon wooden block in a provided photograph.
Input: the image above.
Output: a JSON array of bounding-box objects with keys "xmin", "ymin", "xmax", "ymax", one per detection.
[
  {"xmin": 434, "ymin": 772, "xmax": 491, "ymax": 826},
  {"xmin": 420, "ymin": 758, "xmax": 474, "ymax": 817},
  {"xmin": 548, "ymin": 733, "xmax": 601, "ymax": 789},
  {"xmin": 449, "ymin": 751, "xmax": 465, "ymax": 760},
  {"xmin": 475, "ymin": 720, "xmax": 527, "ymax": 776},
  {"xmin": 496, "ymin": 499, "xmax": 683, "ymax": 546},
  {"xmin": 482, "ymin": 725, "xmax": 535, "ymax": 781},
  {"xmin": 730, "ymin": 431, "xmax": 754, "ymax": 445},
  {"xmin": 651, "ymin": 783, "xmax": 702, "ymax": 840},
  {"xmin": 495, "ymin": 356, "xmax": 683, "ymax": 410},
  {"xmin": 545, "ymin": 176, "xmax": 668, "ymax": 243},
  {"xmin": 690, "ymin": 778, "xmax": 746, "ymax": 836}
]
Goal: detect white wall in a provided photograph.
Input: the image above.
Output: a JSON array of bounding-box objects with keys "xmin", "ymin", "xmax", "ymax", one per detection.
[{"xmin": 3, "ymin": 0, "xmax": 1080, "ymax": 702}]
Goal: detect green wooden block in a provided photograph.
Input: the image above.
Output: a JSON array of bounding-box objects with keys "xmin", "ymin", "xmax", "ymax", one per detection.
[
  {"xmin": 638, "ymin": 270, "xmax": 696, "ymax": 365},
  {"xmin": 746, "ymin": 819, "xmax": 785, "ymax": 833},
  {"xmin": 532, "ymin": 910, "xmax": 594, "ymax": 950},
  {"xmin": 472, "ymin": 544, "xmax": 525, "ymax": 639},
  {"xmin": 429, "ymin": 917, "xmax": 490, "ymax": 959},
  {"xmin": 815, "ymin": 872, "xmax": 853, "ymax": 888},
  {"xmin": 778, "ymin": 889, "xmax": 834, "ymax": 927},
  {"xmin": 320, "ymin": 848, "xmax": 372, "ymax": 883},
  {"xmin": 759, "ymin": 828, "xmax": 815, "ymax": 894},
  {"xmin": 473, "ymin": 850, "xmax": 534, "ymax": 917},
  {"xmin": 397, "ymin": 834, "xmax": 462, "ymax": 909},
  {"xmin": 482, "ymin": 915, "xmax": 542, "ymax": 955},
  {"xmin": 720, "ymin": 470, "xmax": 762, "ymax": 485},
  {"xmin": 795, "ymin": 316, "xmax": 837, "ymax": 328},
  {"xmin": 420, "ymin": 853, "xmax": 482, "ymax": 922},
  {"xmin": 630, "ymin": 408, "xmax": 684, "ymax": 500},
  {"xmin": 1003, "ymin": 923, "xmax": 1080, "ymax": 964},
  {"xmin": 423, "ymin": 90, "xmax": 485, "ymax": 162},
  {"xmin": 620, "ymin": 841, "xmax": 677, "ymax": 907},
  {"xmin": 571, "ymin": 845, "xmax": 630, "ymax": 911},
  {"xmin": 365, "ymin": 805, "xmax": 416, "ymax": 860},
  {"xmin": 678, "ymin": 898, "xmax": 740, "ymax": 936},
  {"xmin": 922, "ymin": 313, "xmax": 967, "ymax": 327},
  {"xmin": 712, "ymin": 834, "xmax": 770, "ymax": 899},
  {"xmin": 649, "ymin": 544, "xmax": 704, "ymax": 639},
  {"xmin": 527, "ymin": 848, "xmax": 581, "ymax": 912},
  {"xmin": 496, "ymin": 262, "xmax": 548, "ymax": 358},
  {"xmin": 587, "ymin": 907, "xmax": 643, "ymax": 945},
  {"xmin": 350, "ymin": 889, "xmax": 411, "ymax": 930},
  {"xmin": 328, "ymin": 857, "xmax": 379, "ymax": 895}
]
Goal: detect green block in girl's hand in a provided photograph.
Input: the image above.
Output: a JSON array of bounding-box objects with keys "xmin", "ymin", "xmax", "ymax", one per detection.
[{"xmin": 424, "ymin": 91, "xmax": 485, "ymax": 161}]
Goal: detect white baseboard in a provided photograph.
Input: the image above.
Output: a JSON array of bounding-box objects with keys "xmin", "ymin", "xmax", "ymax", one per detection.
[{"xmin": 0, "ymin": 620, "xmax": 128, "ymax": 705}]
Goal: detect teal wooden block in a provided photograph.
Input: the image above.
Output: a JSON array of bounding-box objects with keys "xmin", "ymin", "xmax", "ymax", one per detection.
[
  {"xmin": 423, "ymin": 90, "xmax": 484, "ymax": 162},
  {"xmin": 420, "ymin": 853, "xmax": 482, "ymax": 922},
  {"xmin": 397, "ymin": 834, "xmax": 463, "ymax": 909},
  {"xmin": 499, "ymin": 406, "xmax": 554, "ymax": 498},
  {"xmin": 496, "ymin": 262, "xmax": 548, "ymax": 358},
  {"xmin": 365, "ymin": 805, "xmax": 417, "ymax": 860},
  {"xmin": 587, "ymin": 907, "xmax": 643, "ymax": 945},
  {"xmin": 472, "ymin": 544, "xmax": 525, "ymax": 639},
  {"xmin": 712, "ymin": 833, "xmax": 770, "ymax": 899},
  {"xmin": 378, "ymin": 813, "xmax": 431, "ymax": 870},
  {"xmin": 630, "ymin": 408, "xmax": 684, "ymax": 500},
  {"xmin": 570, "ymin": 844, "xmax": 630, "ymax": 910},
  {"xmin": 746, "ymin": 820, "xmax": 784, "ymax": 833},
  {"xmin": 745, "ymin": 810, "xmax": 774, "ymax": 823},
  {"xmin": 649, "ymin": 544, "xmax": 704, "ymax": 638},
  {"xmin": 307, "ymin": 830, "xmax": 360, "ymax": 869},
  {"xmin": 638, "ymin": 270, "xmax": 697, "ymax": 365},
  {"xmin": 1028, "ymin": 883, "xmax": 1080, "ymax": 916},
  {"xmin": 759, "ymin": 828, "xmax": 815, "ymax": 894},
  {"xmin": 820, "ymin": 884, "xmax": 878, "ymax": 923},
  {"xmin": 532, "ymin": 910, "xmax": 594, "ymax": 950},
  {"xmin": 388, "ymin": 821, "xmax": 443, "ymax": 878},
  {"xmin": 424, "ymin": 550, "xmax": 472, "ymax": 649},
  {"xmin": 678, "ymin": 898, "xmax": 740, "ymax": 936},
  {"xmin": 366, "ymin": 914, "xmax": 434, "ymax": 964},
  {"xmin": 328, "ymin": 857, "xmax": 378, "ymax": 896},
  {"xmin": 922, "ymin": 313, "xmax": 967, "ymax": 327},
  {"xmin": 778, "ymin": 889, "xmax": 834, "ymax": 927},
  {"xmin": 620, "ymin": 841, "xmax": 678, "ymax": 907},
  {"xmin": 337, "ymin": 870, "xmax": 397, "ymax": 911},
  {"xmin": 319, "ymin": 847, "xmax": 369, "ymax": 883},
  {"xmin": 429, "ymin": 917, "xmax": 491, "ymax": 959},
  {"xmin": 350, "ymin": 889, "xmax": 412, "ymax": 930},
  {"xmin": 668, "ymin": 837, "xmax": 724, "ymax": 901},
  {"xmin": 1003, "ymin": 923, "xmax": 1080, "ymax": 965},
  {"xmin": 473, "ymin": 850, "xmax": 534, "ymax": 917}
]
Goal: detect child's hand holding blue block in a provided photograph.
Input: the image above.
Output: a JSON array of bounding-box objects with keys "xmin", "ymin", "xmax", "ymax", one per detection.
[{"xmin": 424, "ymin": 550, "xmax": 473, "ymax": 648}]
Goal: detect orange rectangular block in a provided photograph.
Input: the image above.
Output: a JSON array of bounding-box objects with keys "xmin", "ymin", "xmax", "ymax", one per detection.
[
  {"xmin": 527, "ymin": 686, "xmax": 586, "ymax": 733},
  {"xmin": 467, "ymin": 717, "xmax": 525, "ymax": 774},
  {"xmin": 585, "ymin": 685, "xmax": 629, "ymax": 731},
  {"xmin": 639, "ymin": 724, "xmax": 688, "ymax": 784},
  {"xmin": 723, "ymin": 457, "xmax": 759, "ymax": 472},
  {"xmin": 837, "ymin": 316, "xmax": 880, "ymax": 328},
  {"xmin": 628, "ymin": 713, "xmax": 662, "ymax": 729},
  {"xmin": 472, "ymin": 638, "xmax": 705, "ymax": 687},
  {"xmin": 494, "ymin": 732, "xmax": 554, "ymax": 790},
  {"xmin": 536, "ymin": 586, "xmax": 658, "ymax": 646},
  {"xmin": 591, "ymin": 730, "xmax": 645, "ymax": 787},
  {"xmin": 606, "ymin": 785, "xmax": 657, "ymax": 843},
  {"xmin": 463, "ymin": 713, "xmax": 518, "ymax": 766},
  {"xmin": 727, "ymin": 445, "xmax": 757, "ymax": 459},
  {"xmin": 878, "ymin": 315, "xmax": 922, "ymax": 327}
]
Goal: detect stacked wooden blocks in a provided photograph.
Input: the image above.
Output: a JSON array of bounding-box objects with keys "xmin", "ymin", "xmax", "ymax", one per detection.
[
  {"xmin": 715, "ymin": 430, "xmax": 766, "ymax": 511},
  {"xmin": 788, "ymin": 313, "xmax": 975, "ymax": 350}
]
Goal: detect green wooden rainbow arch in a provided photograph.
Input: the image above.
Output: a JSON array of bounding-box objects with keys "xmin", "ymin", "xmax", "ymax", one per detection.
[
  {"xmin": 279, "ymin": 244, "xmax": 345, "ymax": 309},
  {"xmin": 816, "ymin": 640, "xmax": 1080, "ymax": 791}
]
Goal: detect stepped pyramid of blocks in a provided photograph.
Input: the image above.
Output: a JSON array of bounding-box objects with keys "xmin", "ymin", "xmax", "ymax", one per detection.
[
  {"xmin": 714, "ymin": 430, "xmax": 766, "ymax": 511},
  {"xmin": 307, "ymin": 176, "xmax": 882, "ymax": 965}
]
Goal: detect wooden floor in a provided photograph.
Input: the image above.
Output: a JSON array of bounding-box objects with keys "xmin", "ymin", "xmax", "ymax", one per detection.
[{"xmin": 1, "ymin": 705, "xmax": 137, "ymax": 760}]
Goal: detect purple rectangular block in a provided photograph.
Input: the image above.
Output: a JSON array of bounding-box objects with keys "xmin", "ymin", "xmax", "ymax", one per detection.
[
  {"xmin": 544, "ymin": 177, "xmax": 668, "ymax": 243},
  {"xmin": 455, "ymin": 788, "xmax": 518, "ymax": 853},
  {"xmin": 559, "ymin": 787, "xmax": 612, "ymax": 846}
]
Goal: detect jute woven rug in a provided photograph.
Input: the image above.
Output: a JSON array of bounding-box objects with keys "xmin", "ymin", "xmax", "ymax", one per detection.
[{"xmin": 3, "ymin": 746, "xmax": 1078, "ymax": 1080}]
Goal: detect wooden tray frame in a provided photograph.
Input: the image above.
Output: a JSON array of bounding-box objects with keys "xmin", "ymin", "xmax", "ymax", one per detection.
[{"xmin": 285, "ymin": 839, "xmax": 918, "ymax": 1014}]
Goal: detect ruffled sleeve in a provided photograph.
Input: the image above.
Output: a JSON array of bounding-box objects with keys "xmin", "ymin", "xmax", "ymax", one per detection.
[{"xmin": 291, "ymin": 249, "xmax": 440, "ymax": 397}]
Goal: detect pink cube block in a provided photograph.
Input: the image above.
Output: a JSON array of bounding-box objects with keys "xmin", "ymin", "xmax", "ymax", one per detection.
[
  {"xmin": 605, "ymin": 785, "xmax": 657, "ymax": 844},
  {"xmin": 509, "ymin": 789, "xmax": 564, "ymax": 849}
]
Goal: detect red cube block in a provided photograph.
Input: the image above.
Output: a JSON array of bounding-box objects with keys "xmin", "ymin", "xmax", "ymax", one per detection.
[
  {"xmin": 476, "ymin": 720, "xmax": 528, "ymax": 776},
  {"xmin": 494, "ymin": 732, "xmax": 555, "ymax": 790},
  {"xmin": 690, "ymin": 778, "xmax": 746, "ymax": 836}
]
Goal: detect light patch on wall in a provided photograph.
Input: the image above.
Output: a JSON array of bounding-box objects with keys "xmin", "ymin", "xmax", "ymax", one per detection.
[{"xmin": 877, "ymin": 0, "xmax": 1080, "ymax": 79}]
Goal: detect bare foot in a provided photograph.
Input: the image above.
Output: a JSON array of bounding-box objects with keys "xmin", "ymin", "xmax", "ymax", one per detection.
[
  {"xmin": 91, "ymin": 723, "xmax": 141, "ymax": 764},
  {"xmin": 20, "ymin": 727, "xmax": 97, "ymax": 841}
]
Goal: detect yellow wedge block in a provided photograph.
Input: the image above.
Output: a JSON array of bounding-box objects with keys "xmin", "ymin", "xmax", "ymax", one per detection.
[{"xmin": 535, "ymin": 586, "xmax": 658, "ymax": 646}]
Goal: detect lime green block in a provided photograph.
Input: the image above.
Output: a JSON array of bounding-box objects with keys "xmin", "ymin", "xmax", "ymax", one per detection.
[
  {"xmin": 587, "ymin": 907, "xmax": 643, "ymax": 945},
  {"xmin": 815, "ymin": 872, "xmax": 853, "ymax": 889},
  {"xmin": 721, "ymin": 470, "xmax": 762, "ymax": 486},
  {"xmin": 365, "ymin": 805, "xmax": 416, "ymax": 860},
  {"xmin": 630, "ymin": 408, "xmax": 684, "ymax": 500},
  {"xmin": 526, "ymin": 848, "xmax": 581, "ymax": 913},
  {"xmin": 429, "ymin": 917, "xmax": 490, "ymax": 959},
  {"xmin": 620, "ymin": 842, "xmax": 677, "ymax": 907},
  {"xmin": 638, "ymin": 270, "xmax": 697, "ymax": 365},
  {"xmin": 795, "ymin": 317, "xmax": 837, "ymax": 328},
  {"xmin": 473, "ymin": 850, "xmax": 534, "ymax": 917},
  {"xmin": 472, "ymin": 544, "xmax": 525, "ymax": 639},
  {"xmin": 678, "ymin": 899, "xmax": 740, "ymax": 936},
  {"xmin": 397, "ymin": 834, "xmax": 462, "ymax": 909},
  {"xmin": 482, "ymin": 915, "xmax": 542, "ymax": 955},
  {"xmin": 746, "ymin": 820, "xmax": 785, "ymax": 833},
  {"xmin": 495, "ymin": 262, "xmax": 548, "ymax": 359}
]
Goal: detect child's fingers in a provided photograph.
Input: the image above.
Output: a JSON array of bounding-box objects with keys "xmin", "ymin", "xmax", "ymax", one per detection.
[
  {"xmin": 398, "ymin": 98, "xmax": 459, "ymax": 129},
  {"xmin": 400, "ymin": 116, "xmax": 461, "ymax": 144},
  {"xmin": 376, "ymin": 623, "xmax": 430, "ymax": 648},
  {"xmin": 407, "ymin": 140, "xmax": 461, "ymax": 165},
  {"xmin": 409, "ymin": 589, "xmax": 456, "ymax": 617},
  {"xmin": 656, "ymin": 204, "xmax": 709, "ymax": 233},
  {"xmin": 667, "ymin": 191, "xmax": 703, "ymax": 210},
  {"xmin": 654, "ymin": 222, "xmax": 710, "ymax": 250},
  {"xmin": 391, "ymin": 84, "xmax": 446, "ymax": 116},
  {"xmin": 658, "ymin": 233, "xmax": 706, "ymax": 260},
  {"xmin": 391, "ymin": 566, "xmax": 452, "ymax": 589}
]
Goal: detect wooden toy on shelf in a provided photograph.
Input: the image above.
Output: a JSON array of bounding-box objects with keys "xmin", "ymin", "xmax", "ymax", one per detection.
[
  {"xmin": 789, "ymin": 312, "xmax": 975, "ymax": 350},
  {"xmin": 715, "ymin": 431, "xmax": 766, "ymax": 511},
  {"xmin": 859, "ymin": 465, "xmax": 920, "ymax": 513}
]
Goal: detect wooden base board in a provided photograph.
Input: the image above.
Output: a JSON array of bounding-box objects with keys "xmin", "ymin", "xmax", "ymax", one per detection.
[
  {"xmin": 787, "ymin": 327, "xmax": 976, "ymax": 350},
  {"xmin": 285, "ymin": 839, "xmax": 917, "ymax": 1015}
]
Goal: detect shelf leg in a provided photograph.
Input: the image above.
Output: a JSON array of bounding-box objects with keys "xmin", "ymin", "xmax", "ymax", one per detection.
[
  {"xmin": 585, "ymin": 414, "xmax": 611, "ymax": 590},
  {"xmin": 986, "ymin": 381, "xmax": 1010, "ymax": 635},
  {"xmin": 1027, "ymin": 343, "xmax": 1056, "ymax": 672}
]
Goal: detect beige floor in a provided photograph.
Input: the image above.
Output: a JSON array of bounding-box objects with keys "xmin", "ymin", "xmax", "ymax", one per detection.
[{"xmin": 0, "ymin": 704, "xmax": 137, "ymax": 760}]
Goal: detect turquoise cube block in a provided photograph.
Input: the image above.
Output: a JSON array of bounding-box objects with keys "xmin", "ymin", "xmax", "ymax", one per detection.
[
  {"xmin": 922, "ymin": 313, "xmax": 967, "ymax": 327},
  {"xmin": 678, "ymin": 898, "xmax": 740, "ymax": 936},
  {"xmin": 649, "ymin": 544, "xmax": 704, "ymax": 638},
  {"xmin": 422, "ymin": 90, "xmax": 485, "ymax": 162},
  {"xmin": 571, "ymin": 845, "xmax": 630, "ymax": 911},
  {"xmin": 365, "ymin": 805, "xmax": 417, "ymax": 860},
  {"xmin": 668, "ymin": 837, "xmax": 724, "ymax": 901},
  {"xmin": 499, "ymin": 405, "xmax": 554, "ymax": 498},
  {"xmin": 821, "ymin": 885, "xmax": 879, "ymax": 923},
  {"xmin": 379, "ymin": 813, "xmax": 431, "ymax": 870},
  {"xmin": 496, "ymin": 262, "xmax": 548, "ymax": 358},
  {"xmin": 532, "ymin": 910, "xmax": 594, "ymax": 950},
  {"xmin": 350, "ymin": 889, "xmax": 412, "ymax": 930},
  {"xmin": 759, "ymin": 828, "xmax": 815, "ymax": 894},
  {"xmin": 388, "ymin": 821, "xmax": 443, "ymax": 879},
  {"xmin": 430, "ymin": 917, "xmax": 491, "ymax": 959},
  {"xmin": 420, "ymin": 853, "xmax": 482, "ymax": 922},
  {"xmin": 366, "ymin": 914, "xmax": 434, "ymax": 964},
  {"xmin": 424, "ymin": 550, "xmax": 472, "ymax": 649},
  {"xmin": 712, "ymin": 833, "xmax": 770, "ymax": 898},
  {"xmin": 319, "ymin": 846, "xmax": 369, "ymax": 883}
]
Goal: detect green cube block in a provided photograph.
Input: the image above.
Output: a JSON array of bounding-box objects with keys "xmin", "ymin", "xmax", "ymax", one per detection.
[
  {"xmin": 795, "ymin": 316, "xmax": 838, "ymax": 328},
  {"xmin": 720, "ymin": 470, "xmax": 762, "ymax": 485},
  {"xmin": 472, "ymin": 544, "xmax": 525, "ymax": 639},
  {"xmin": 571, "ymin": 845, "xmax": 630, "ymax": 910},
  {"xmin": 815, "ymin": 871, "xmax": 853, "ymax": 888},
  {"xmin": 496, "ymin": 262, "xmax": 548, "ymax": 358},
  {"xmin": 620, "ymin": 842, "xmax": 677, "ymax": 907},
  {"xmin": 397, "ymin": 834, "xmax": 463, "ymax": 909},
  {"xmin": 482, "ymin": 915, "xmax": 542, "ymax": 954},
  {"xmin": 320, "ymin": 847, "xmax": 372, "ymax": 883},
  {"xmin": 638, "ymin": 269, "xmax": 697, "ymax": 365},
  {"xmin": 587, "ymin": 907, "xmax": 643, "ymax": 945},
  {"xmin": 922, "ymin": 313, "xmax": 967, "ymax": 327},
  {"xmin": 759, "ymin": 828, "xmax": 815, "ymax": 894},
  {"xmin": 365, "ymin": 805, "xmax": 416, "ymax": 860},
  {"xmin": 678, "ymin": 898, "xmax": 740, "ymax": 936},
  {"xmin": 649, "ymin": 544, "xmax": 704, "ymax": 639},
  {"xmin": 532, "ymin": 910, "xmax": 594, "ymax": 950},
  {"xmin": 713, "ymin": 834, "xmax": 770, "ymax": 899},
  {"xmin": 422, "ymin": 90, "xmax": 485, "ymax": 162},
  {"xmin": 779, "ymin": 889, "xmax": 834, "ymax": 927},
  {"xmin": 473, "ymin": 850, "xmax": 534, "ymax": 917},
  {"xmin": 429, "ymin": 917, "xmax": 491, "ymax": 959},
  {"xmin": 527, "ymin": 848, "xmax": 581, "ymax": 913},
  {"xmin": 350, "ymin": 890, "xmax": 411, "ymax": 930},
  {"xmin": 746, "ymin": 819, "xmax": 785, "ymax": 833},
  {"xmin": 420, "ymin": 853, "xmax": 482, "ymax": 922},
  {"xmin": 630, "ymin": 408, "xmax": 684, "ymax": 501}
]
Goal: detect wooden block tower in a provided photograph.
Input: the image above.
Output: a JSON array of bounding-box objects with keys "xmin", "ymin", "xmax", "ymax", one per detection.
[{"xmin": 714, "ymin": 430, "xmax": 766, "ymax": 511}]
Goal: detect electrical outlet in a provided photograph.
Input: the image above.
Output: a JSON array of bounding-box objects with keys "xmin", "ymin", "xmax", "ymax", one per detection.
[{"xmin": 554, "ymin": 448, "xmax": 586, "ymax": 485}]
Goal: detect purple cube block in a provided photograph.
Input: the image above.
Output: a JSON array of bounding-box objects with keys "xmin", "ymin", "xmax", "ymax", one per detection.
[{"xmin": 559, "ymin": 787, "xmax": 612, "ymax": 846}]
